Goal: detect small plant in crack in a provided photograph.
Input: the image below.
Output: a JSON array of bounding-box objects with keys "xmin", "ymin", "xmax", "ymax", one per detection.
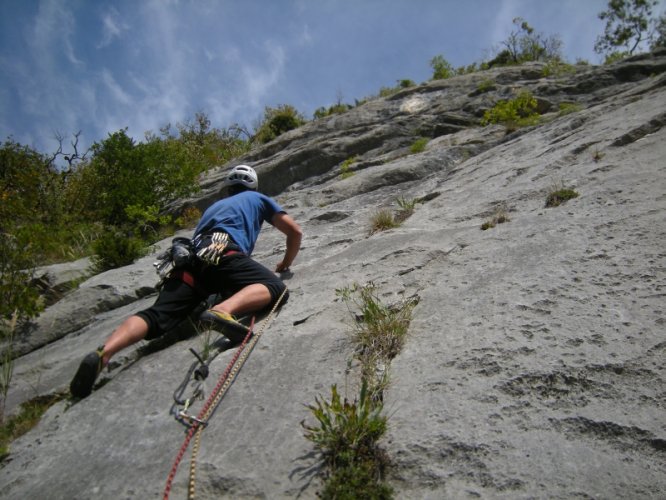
[
  {"xmin": 592, "ymin": 148, "xmax": 604, "ymax": 162},
  {"xmin": 302, "ymin": 283, "xmax": 417, "ymax": 498},
  {"xmin": 369, "ymin": 209, "xmax": 399, "ymax": 234},
  {"xmin": 481, "ymin": 206, "xmax": 510, "ymax": 230},
  {"xmin": 302, "ymin": 381, "xmax": 392, "ymax": 499},
  {"xmin": 370, "ymin": 197, "xmax": 420, "ymax": 234},
  {"xmin": 545, "ymin": 182, "xmax": 579, "ymax": 208},
  {"xmin": 337, "ymin": 282, "xmax": 418, "ymax": 390},
  {"xmin": 410, "ymin": 137, "xmax": 429, "ymax": 154},
  {"xmin": 339, "ymin": 156, "xmax": 357, "ymax": 179}
]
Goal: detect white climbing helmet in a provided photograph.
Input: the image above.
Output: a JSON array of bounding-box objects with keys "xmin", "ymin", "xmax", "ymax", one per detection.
[{"xmin": 225, "ymin": 164, "xmax": 258, "ymax": 190}]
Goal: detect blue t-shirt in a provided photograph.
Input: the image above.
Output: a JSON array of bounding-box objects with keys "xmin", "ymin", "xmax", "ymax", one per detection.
[{"xmin": 193, "ymin": 191, "xmax": 284, "ymax": 255}]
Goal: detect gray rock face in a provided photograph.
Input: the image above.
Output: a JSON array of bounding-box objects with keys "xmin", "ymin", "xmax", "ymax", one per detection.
[{"xmin": 1, "ymin": 50, "xmax": 665, "ymax": 499}]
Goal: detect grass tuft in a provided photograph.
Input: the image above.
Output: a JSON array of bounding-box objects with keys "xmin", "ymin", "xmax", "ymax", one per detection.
[
  {"xmin": 592, "ymin": 148, "xmax": 604, "ymax": 162},
  {"xmin": 481, "ymin": 206, "xmax": 510, "ymax": 230},
  {"xmin": 1, "ymin": 392, "xmax": 66, "ymax": 461},
  {"xmin": 545, "ymin": 187, "xmax": 579, "ymax": 208},
  {"xmin": 339, "ymin": 156, "xmax": 357, "ymax": 179},
  {"xmin": 409, "ymin": 137, "xmax": 429, "ymax": 154},
  {"xmin": 370, "ymin": 197, "xmax": 420, "ymax": 234},
  {"xmin": 369, "ymin": 209, "xmax": 399, "ymax": 234},
  {"xmin": 337, "ymin": 283, "xmax": 417, "ymax": 396}
]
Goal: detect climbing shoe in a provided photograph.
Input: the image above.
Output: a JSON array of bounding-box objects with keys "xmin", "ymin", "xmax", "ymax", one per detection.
[
  {"xmin": 199, "ymin": 309, "xmax": 250, "ymax": 344},
  {"xmin": 70, "ymin": 347, "xmax": 105, "ymax": 399}
]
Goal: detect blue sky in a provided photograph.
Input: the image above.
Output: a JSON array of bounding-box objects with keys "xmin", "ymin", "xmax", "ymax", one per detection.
[{"xmin": 1, "ymin": 0, "xmax": 664, "ymax": 156}]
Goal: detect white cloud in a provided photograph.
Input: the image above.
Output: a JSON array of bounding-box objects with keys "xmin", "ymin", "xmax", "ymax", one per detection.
[
  {"xmin": 297, "ymin": 23, "xmax": 313, "ymax": 46},
  {"xmin": 101, "ymin": 69, "xmax": 132, "ymax": 105},
  {"xmin": 240, "ymin": 43, "xmax": 286, "ymax": 108},
  {"xmin": 97, "ymin": 7, "xmax": 128, "ymax": 48},
  {"xmin": 31, "ymin": 0, "xmax": 82, "ymax": 67}
]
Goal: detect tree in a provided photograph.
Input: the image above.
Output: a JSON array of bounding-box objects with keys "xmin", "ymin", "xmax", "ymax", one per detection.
[
  {"xmin": 492, "ymin": 18, "xmax": 562, "ymax": 66},
  {"xmin": 594, "ymin": 0, "xmax": 661, "ymax": 57},
  {"xmin": 171, "ymin": 112, "xmax": 250, "ymax": 169},
  {"xmin": 74, "ymin": 128, "xmax": 204, "ymax": 228},
  {"xmin": 253, "ymin": 105, "xmax": 306, "ymax": 144},
  {"xmin": 0, "ymin": 140, "xmax": 54, "ymax": 324},
  {"xmin": 0, "ymin": 139, "xmax": 58, "ymax": 230},
  {"xmin": 430, "ymin": 55, "xmax": 454, "ymax": 80}
]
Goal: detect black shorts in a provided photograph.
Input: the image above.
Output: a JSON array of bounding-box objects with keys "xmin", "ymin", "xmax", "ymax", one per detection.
[{"xmin": 137, "ymin": 254, "xmax": 287, "ymax": 339}]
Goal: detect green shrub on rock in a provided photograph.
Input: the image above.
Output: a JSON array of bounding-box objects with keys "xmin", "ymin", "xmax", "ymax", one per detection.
[
  {"xmin": 545, "ymin": 188, "xmax": 579, "ymax": 208},
  {"xmin": 253, "ymin": 104, "xmax": 306, "ymax": 144},
  {"xmin": 481, "ymin": 91, "xmax": 540, "ymax": 130},
  {"xmin": 91, "ymin": 228, "xmax": 146, "ymax": 272}
]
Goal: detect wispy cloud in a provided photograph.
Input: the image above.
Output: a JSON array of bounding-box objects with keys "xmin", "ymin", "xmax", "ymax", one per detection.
[
  {"xmin": 101, "ymin": 69, "xmax": 131, "ymax": 105},
  {"xmin": 97, "ymin": 7, "xmax": 128, "ymax": 49},
  {"xmin": 31, "ymin": 0, "xmax": 82, "ymax": 67},
  {"xmin": 2, "ymin": 0, "xmax": 624, "ymax": 155},
  {"xmin": 240, "ymin": 43, "xmax": 287, "ymax": 108}
]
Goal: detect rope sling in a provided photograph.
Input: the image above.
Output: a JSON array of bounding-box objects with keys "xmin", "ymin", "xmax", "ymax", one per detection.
[{"xmin": 163, "ymin": 288, "xmax": 287, "ymax": 500}]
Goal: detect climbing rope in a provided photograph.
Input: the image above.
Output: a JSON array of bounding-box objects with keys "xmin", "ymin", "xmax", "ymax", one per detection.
[{"xmin": 163, "ymin": 288, "xmax": 287, "ymax": 500}]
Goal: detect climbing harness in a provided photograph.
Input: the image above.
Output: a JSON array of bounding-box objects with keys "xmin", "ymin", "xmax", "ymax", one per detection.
[
  {"xmin": 154, "ymin": 232, "xmax": 242, "ymax": 292},
  {"xmin": 163, "ymin": 288, "xmax": 287, "ymax": 500}
]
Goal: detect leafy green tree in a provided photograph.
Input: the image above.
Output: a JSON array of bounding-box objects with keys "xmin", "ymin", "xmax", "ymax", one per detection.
[
  {"xmin": 0, "ymin": 232, "xmax": 42, "ymax": 327},
  {"xmin": 77, "ymin": 128, "xmax": 204, "ymax": 228},
  {"xmin": 253, "ymin": 104, "xmax": 306, "ymax": 144},
  {"xmin": 595, "ymin": 0, "xmax": 661, "ymax": 57},
  {"xmin": 0, "ymin": 140, "xmax": 60, "ymax": 325},
  {"xmin": 0, "ymin": 139, "xmax": 59, "ymax": 230},
  {"xmin": 430, "ymin": 55, "xmax": 454, "ymax": 80},
  {"xmin": 172, "ymin": 112, "xmax": 250, "ymax": 167}
]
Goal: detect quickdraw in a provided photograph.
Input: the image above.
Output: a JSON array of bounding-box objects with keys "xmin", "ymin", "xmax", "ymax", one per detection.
[
  {"xmin": 171, "ymin": 345, "xmax": 224, "ymax": 427},
  {"xmin": 163, "ymin": 288, "xmax": 288, "ymax": 500},
  {"xmin": 195, "ymin": 231, "xmax": 230, "ymax": 266}
]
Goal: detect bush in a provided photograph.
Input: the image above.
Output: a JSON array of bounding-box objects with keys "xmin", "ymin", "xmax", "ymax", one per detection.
[
  {"xmin": 253, "ymin": 104, "xmax": 306, "ymax": 144},
  {"xmin": 476, "ymin": 79, "xmax": 496, "ymax": 93},
  {"xmin": 314, "ymin": 103, "xmax": 353, "ymax": 119},
  {"xmin": 558, "ymin": 102, "xmax": 583, "ymax": 116},
  {"xmin": 0, "ymin": 232, "xmax": 42, "ymax": 327},
  {"xmin": 542, "ymin": 60, "xmax": 577, "ymax": 78},
  {"xmin": 91, "ymin": 228, "xmax": 146, "ymax": 272},
  {"xmin": 481, "ymin": 91, "xmax": 540, "ymax": 130},
  {"xmin": 430, "ymin": 55, "xmax": 454, "ymax": 80},
  {"xmin": 339, "ymin": 157, "xmax": 357, "ymax": 179},
  {"xmin": 175, "ymin": 206, "xmax": 202, "ymax": 229},
  {"xmin": 410, "ymin": 137, "xmax": 429, "ymax": 154},
  {"xmin": 0, "ymin": 313, "xmax": 17, "ymax": 421},
  {"xmin": 604, "ymin": 51, "xmax": 630, "ymax": 64}
]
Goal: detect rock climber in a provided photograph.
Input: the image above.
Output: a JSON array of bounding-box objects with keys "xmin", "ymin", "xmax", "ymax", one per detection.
[{"xmin": 70, "ymin": 164, "xmax": 302, "ymax": 398}]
